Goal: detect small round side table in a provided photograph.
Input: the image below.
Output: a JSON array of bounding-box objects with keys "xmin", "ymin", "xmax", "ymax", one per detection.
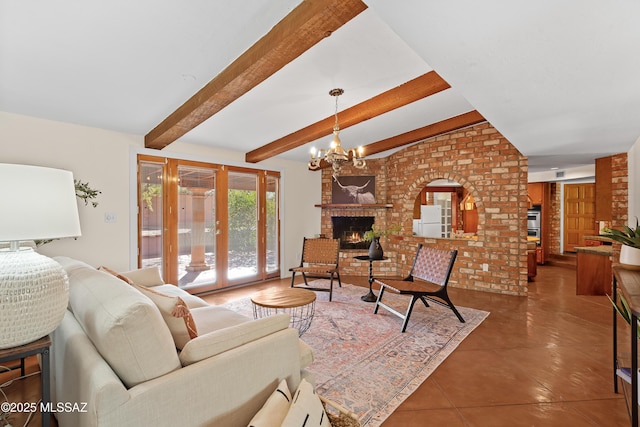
[
  {"xmin": 251, "ymin": 288, "xmax": 316, "ymax": 336},
  {"xmin": 354, "ymin": 255, "xmax": 389, "ymax": 302}
]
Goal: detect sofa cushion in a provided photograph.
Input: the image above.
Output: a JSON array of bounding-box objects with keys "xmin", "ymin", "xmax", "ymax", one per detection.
[
  {"xmin": 56, "ymin": 257, "xmax": 181, "ymax": 388},
  {"xmin": 179, "ymin": 314, "xmax": 289, "ymax": 366},
  {"xmin": 134, "ymin": 284, "xmax": 198, "ymax": 349},
  {"xmin": 248, "ymin": 378, "xmax": 292, "ymax": 427},
  {"xmin": 281, "ymin": 378, "xmax": 330, "ymax": 427},
  {"xmin": 191, "ymin": 305, "xmax": 252, "ymax": 333},
  {"xmin": 98, "ymin": 265, "xmax": 209, "ymax": 309},
  {"xmin": 120, "ymin": 266, "xmax": 165, "ymax": 287}
]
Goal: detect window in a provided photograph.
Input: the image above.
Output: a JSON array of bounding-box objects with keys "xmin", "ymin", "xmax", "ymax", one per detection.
[{"xmin": 138, "ymin": 155, "xmax": 280, "ymax": 293}]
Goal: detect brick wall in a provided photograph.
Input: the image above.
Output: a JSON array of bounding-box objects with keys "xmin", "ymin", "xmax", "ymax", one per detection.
[
  {"xmin": 611, "ymin": 153, "xmax": 629, "ymax": 261},
  {"xmin": 320, "ymin": 123, "xmax": 529, "ymax": 296},
  {"xmin": 319, "ymin": 159, "xmax": 393, "ymax": 277},
  {"xmin": 549, "ymin": 183, "xmax": 561, "ymax": 255}
]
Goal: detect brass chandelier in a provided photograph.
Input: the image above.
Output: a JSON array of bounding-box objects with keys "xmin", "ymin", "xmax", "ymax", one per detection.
[{"xmin": 308, "ymin": 88, "xmax": 366, "ymax": 178}]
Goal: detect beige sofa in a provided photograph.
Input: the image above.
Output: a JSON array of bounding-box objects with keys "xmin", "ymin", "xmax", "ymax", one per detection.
[{"xmin": 50, "ymin": 257, "xmax": 314, "ymax": 427}]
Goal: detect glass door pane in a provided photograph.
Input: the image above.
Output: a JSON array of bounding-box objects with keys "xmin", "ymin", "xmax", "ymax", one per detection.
[
  {"xmin": 265, "ymin": 175, "xmax": 279, "ymax": 275},
  {"xmin": 177, "ymin": 165, "xmax": 217, "ymax": 291},
  {"xmin": 139, "ymin": 160, "xmax": 164, "ymax": 273},
  {"xmin": 227, "ymin": 171, "xmax": 258, "ymax": 282}
]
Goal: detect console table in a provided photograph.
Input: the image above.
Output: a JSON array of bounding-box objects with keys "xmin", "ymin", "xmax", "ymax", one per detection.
[{"xmin": 612, "ymin": 266, "xmax": 640, "ymax": 426}]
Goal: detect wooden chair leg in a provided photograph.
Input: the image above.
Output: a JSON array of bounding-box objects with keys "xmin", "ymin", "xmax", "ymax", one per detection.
[
  {"xmin": 401, "ymin": 295, "xmax": 421, "ymax": 333},
  {"xmin": 374, "ymin": 285, "xmax": 386, "ymax": 314},
  {"xmin": 441, "ymin": 293, "xmax": 465, "ymax": 323},
  {"xmin": 328, "ymin": 275, "xmax": 334, "ymax": 301},
  {"xmin": 290, "ymin": 271, "xmax": 297, "ymax": 287},
  {"xmin": 419, "ymin": 295, "xmax": 430, "ymax": 308}
]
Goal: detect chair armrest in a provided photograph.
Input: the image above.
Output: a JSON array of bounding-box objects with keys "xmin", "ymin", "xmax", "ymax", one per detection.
[{"xmin": 179, "ymin": 314, "xmax": 290, "ymax": 366}]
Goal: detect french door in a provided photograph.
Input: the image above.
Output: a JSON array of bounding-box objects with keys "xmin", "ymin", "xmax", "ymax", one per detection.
[{"xmin": 138, "ymin": 155, "xmax": 280, "ymax": 293}]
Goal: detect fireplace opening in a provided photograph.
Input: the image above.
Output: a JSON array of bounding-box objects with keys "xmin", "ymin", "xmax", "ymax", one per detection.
[{"xmin": 332, "ymin": 216, "xmax": 374, "ymax": 250}]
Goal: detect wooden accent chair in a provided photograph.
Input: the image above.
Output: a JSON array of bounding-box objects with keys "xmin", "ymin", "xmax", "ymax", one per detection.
[
  {"xmin": 290, "ymin": 237, "xmax": 342, "ymax": 301},
  {"xmin": 373, "ymin": 244, "xmax": 464, "ymax": 332}
]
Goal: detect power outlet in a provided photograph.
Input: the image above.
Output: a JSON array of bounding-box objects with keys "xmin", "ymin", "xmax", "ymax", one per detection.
[
  {"xmin": 104, "ymin": 212, "xmax": 117, "ymax": 223},
  {"xmin": 482, "ymin": 263, "xmax": 489, "ymax": 272}
]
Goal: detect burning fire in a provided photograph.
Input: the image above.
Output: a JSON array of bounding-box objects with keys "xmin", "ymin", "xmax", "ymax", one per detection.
[{"xmin": 345, "ymin": 232, "xmax": 363, "ymax": 243}]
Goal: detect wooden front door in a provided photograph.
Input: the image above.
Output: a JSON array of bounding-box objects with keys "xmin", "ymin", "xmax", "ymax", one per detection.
[{"xmin": 564, "ymin": 183, "xmax": 596, "ymax": 252}]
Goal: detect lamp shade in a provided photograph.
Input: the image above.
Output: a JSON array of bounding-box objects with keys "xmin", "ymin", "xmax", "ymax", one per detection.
[
  {"xmin": 0, "ymin": 163, "xmax": 81, "ymax": 241},
  {"xmin": 0, "ymin": 163, "xmax": 81, "ymax": 348}
]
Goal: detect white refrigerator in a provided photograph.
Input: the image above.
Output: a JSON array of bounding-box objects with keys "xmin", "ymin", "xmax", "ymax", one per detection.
[{"xmin": 413, "ymin": 205, "xmax": 442, "ymax": 237}]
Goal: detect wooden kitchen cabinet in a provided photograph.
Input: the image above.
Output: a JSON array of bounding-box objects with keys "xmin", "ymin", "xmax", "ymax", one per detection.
[
  {"xmin": 527, "ymin": 242, "xmax": 537, "ymax": 280},
  {"xmin": 528, "ymin": 182, "xmax": 550, "ymax": 264},
  {"xmin": 528, "ymin": 182, "xmax": 544, "ymax": 206},
  {"xmin": 575, "ymin": 246, "xmax": 612, "ymax": 295}
]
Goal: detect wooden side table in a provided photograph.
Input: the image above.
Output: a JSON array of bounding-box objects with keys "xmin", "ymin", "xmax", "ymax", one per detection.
[
  {"xmin": 251, "ymin": 288, "xmax": 316, "ymax": 336},
  {"xmin": 0, "ymin": 335, "xmax": 52, "ymax": 427}
]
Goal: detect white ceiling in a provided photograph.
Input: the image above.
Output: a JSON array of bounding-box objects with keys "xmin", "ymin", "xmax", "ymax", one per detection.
[{"xmin": 2, "ymin": 0, "xmax": 639, "ymax": 173}]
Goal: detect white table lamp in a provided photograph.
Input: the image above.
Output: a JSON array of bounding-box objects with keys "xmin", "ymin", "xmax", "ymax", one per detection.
[{"xmin": 0, "ymin": 163, "xmax": 81, "ymax": 349}]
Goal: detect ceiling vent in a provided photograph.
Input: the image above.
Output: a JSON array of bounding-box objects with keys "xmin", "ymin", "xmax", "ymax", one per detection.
[{"xmin": 555, "ymin": 170, "xmax": 565, "ymax": 179}]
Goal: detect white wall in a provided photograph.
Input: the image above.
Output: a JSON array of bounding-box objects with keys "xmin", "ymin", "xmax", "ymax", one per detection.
[
  {"xmin": 629, "ymin": 137, "xmax": 639, "ymax": 223},
  {"xmin": 0, "ymin": 111, "xmax": 320, "ymax": 276},
  {"xmin": 528, "ymin": 164, "xmax": 595, "ymax": 183}
]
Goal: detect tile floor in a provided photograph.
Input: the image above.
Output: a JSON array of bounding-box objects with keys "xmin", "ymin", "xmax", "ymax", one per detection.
[
  {"xmin": 375, "ymin": 264, "xmax": 630, "ymax": 426},
  {"xmin": 0, "ymin": 263, "xmax": 632, "ymax": 426},
  {"xmin": 204, "ymin": 263, "xmax": 632, "ymax": 426}
]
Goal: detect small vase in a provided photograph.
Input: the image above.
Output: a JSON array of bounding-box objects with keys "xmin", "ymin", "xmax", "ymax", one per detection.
[
  {"xmin": 620, "ymin": 245, "xmax": 640, "ymax": 271},
  {"xmin": 368, "ymin": 237, "xmax": 384, "ymax": 260}
]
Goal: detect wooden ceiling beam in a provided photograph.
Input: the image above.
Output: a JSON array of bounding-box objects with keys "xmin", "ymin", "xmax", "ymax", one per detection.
[
  {"xmin": 363, "ymin": 110, "xmax": 486, "ymax": 155},
  {"xmin": 245, "ymin": 71, "xmax": 451, "ymax": 163},
  {"xmin": 144, "ymin": 0, "xmax": 368, "ymax": 150},
  {"xmin": 309, "ymin": 110, "xmax": 486, "ymax": 170}
]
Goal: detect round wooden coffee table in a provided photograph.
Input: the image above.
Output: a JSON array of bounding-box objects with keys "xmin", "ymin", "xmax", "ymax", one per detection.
[{"xmin": 251, "ymin": 288, "xmax": 316, "ymax": 336}]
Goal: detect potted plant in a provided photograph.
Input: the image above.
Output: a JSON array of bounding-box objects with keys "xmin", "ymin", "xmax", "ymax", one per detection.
[
  {"xmin": 363, "ymin": 224, "xmax": 401, "ymax": 260},
  {"xmin": 601, "ymin": 218, "xmax": 640, "ymax": 270},
  {"xmin": 36, "ymin": 179, "xmax": 101, "ymax": 247}
]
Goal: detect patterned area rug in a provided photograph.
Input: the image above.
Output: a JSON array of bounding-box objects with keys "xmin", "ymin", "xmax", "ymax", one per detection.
[{"xmin": 223, "ymin": 281, "xmax": 489, "ymax": 426}]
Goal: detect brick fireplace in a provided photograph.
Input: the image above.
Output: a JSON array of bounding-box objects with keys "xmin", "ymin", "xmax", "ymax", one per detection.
[
  {"xmin": 317, "ymin": 123, "xmax": 530, "ymax": 296},
  {"xmin": 332, "ymin": 216, "xmax": 374, "ymax": 250}
]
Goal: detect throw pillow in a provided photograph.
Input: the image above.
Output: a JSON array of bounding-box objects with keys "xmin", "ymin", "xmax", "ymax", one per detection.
[
  {"xmin": 120, "ymin": 266, "xmax": 165, "ymax": 287},
  {"xmin": 151, "ymin": 284, "xmax": 210, "ymax": 309},
  {"xmin": 134, "ymin": 284, "xmax": 198, "ymax": 349},
  {"xmin": 98, "ymin": 265, "xmax": 134, "ymax": 285},
  {"xmin": 61, "ymin": 259, "xmax": 182, "ymax": 388},
  {"xmin": 281, "ymin": 379, "xmax": 330, "ymax": 427},
  {"xmin": 248, "ymin": 379, "xmax": 292, "ymax": 427}
]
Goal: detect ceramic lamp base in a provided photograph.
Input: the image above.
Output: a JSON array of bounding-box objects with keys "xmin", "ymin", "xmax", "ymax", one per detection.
[{"xmin": 0, "ymin": 248, "xmax": 69, "ymax": 349}]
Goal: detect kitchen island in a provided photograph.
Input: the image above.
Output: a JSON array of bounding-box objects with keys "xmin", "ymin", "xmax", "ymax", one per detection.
[{"xmin": 575, "ymin": 245, "xmax": 612, "ymax": 295}]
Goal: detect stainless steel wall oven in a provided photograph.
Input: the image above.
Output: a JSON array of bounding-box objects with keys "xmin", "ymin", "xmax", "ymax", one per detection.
[{"xmin": 527, "ymin": 209, "xmax": 541, "ymax": 244}]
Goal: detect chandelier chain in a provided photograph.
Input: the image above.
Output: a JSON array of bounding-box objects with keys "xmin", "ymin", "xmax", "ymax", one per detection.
[{"xmin": 330, "ymin": 88, "xmax": 343, "ymax": 132}]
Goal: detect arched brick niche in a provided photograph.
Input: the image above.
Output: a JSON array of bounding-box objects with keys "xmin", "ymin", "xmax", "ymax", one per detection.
[{"xmin": 319, "ymin": 123, "xmax": 530, "ymax": 296}]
